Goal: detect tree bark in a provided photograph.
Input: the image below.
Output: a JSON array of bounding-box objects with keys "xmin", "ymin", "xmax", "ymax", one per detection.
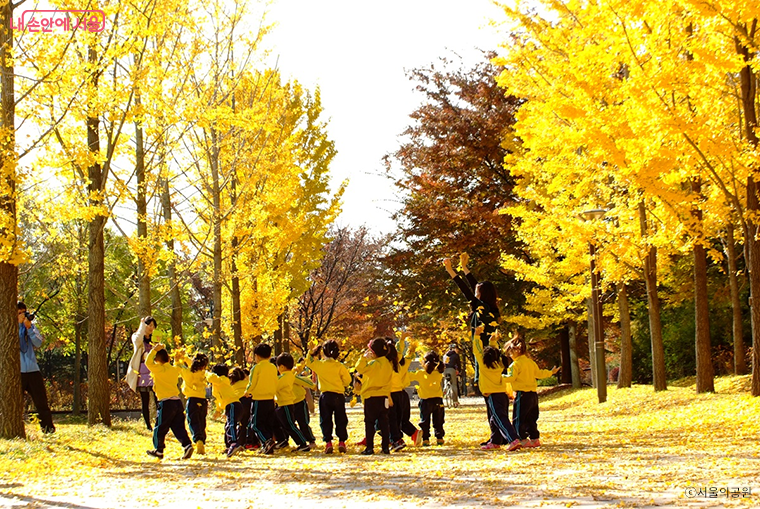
[
  {"xmin": 210, "ymin": 127, "xmax": 222, "ymax": 356},
  {"xmin": 558, "ymin": 326, "xmax": 572, "ymax": 384},
  {"xmin": 639, "ymin": 201, "xmax": 667, "ymax": 391},
  {"xmin": 725, "ymin": 222, "xmax": 747, "ymax": 375},
  {"xmin": 692, "ymin": 179, "xmax": 715, "ymax": 393},
  {"xmin": 586, "ymin": 297, "xmax": 596, "ymax": 388},
  {"xmin": 617, "ymin": 282, "xmax": 633, "ymax": 388},
  {"xmin": 135, "ymin": 91, "xmax": 150, "ymax": 318},
  {"xmin": 159, "ymin": 158, "xmax": 182, "ymax": 342},
  {"xmin": 568, "ymin": 323, "xmax": 581, "ymax": 389},
  {"xmin": 0, "ymin": 0, "xmax": 25, "ymax": 439},
  {"xmin": 282, "ymin": 305, "xmax": 290, "ymax": 354},
  {"xmin": 87, "ymin": 45, "xmax": 110, "ymax": 427},
  {"xmin": 736, "ymin": 20, "xmax": 760, "ymax": 396}
]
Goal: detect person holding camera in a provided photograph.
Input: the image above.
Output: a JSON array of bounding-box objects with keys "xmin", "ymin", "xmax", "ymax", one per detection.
[
  {"xmin": 443, "ymin": 343, "xmax": 461, "ymax": 406},
  {"xmin": 126, "ymin": 316, "xmax": 158, "ymax": 430},
  {"xmin": 18, "ymin": 302, "xmax": 55, "ymax": 433}
]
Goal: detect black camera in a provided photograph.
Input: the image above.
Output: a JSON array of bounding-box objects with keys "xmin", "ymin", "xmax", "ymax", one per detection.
[{"xmin": 24, "ymin": 311, "xmax": 35, "ymax": 321}]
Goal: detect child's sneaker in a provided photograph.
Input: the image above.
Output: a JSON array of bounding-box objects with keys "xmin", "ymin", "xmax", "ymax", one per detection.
[
  {"xmin": 519, "ymin": 439, "xmax": 532, "ymax": 448},
  {"xmin": 360, "ymin": 448, "xmax": 374, "ymax": 455},
  {"xmin": 325, "ymin": 441, "xmax": 334, "ymax": 454},
  {"xmin": 244, "ymin": 444, "xmax": 255, "ymax": 451},
  {"xmin": 274, "ymin": 439, "xmax": 289, "ymax": 450},
  {"xmin": 260, "ymin": 439, "xmax": 275, "ymax": 455},
  {"xmin": 480, "ymin": 442, "xmax": 500, "ymax": 451},
  {"xmin": 356, "ymin": 437, "xmax": 367, "ymax": 446},
  {"xmin": 480, "ymin": 440, "xmax": 491, "ymax": 446},
  {"xmin": 506, "ymin": 439, "xmax": 522, "ymax": 452},
  {"xmin": 338, "ymin": 441, "xmax": 347, "ymax": 453},
  {"xmin": 183, "ymin": 443, "xmax": 194, "ymax": 459},
  {"xmin": 146, "ymin": 449, "xmax": 164, "ymax": 459},
  {"xmin": 226, "ymin": 443, "xmax": 242, "ymax": 458},
  {"xmin": 391, "ymin": 440, "xmax": 406, "ymax": 452},
  {"xmin": 422, "ymin": 440, "xmax": 430, "ymax": 447},
  {"xmin": 381, "ymin": 447, "xmax": 390, "ymax": 455},
  {"xmin": 296, "ymin": 443, "xmax": 311, "ymax": 452},
  {"xmin": 195, "ymin": 441, "xmax": 205, "ymax": 455},
  {"xmin": 530, "ymin": 438, "xmax": 541, "ymax": 448},
  {"xmin": 411, "ymin": 429, "xmax": 422, "ymax": 446},
  {"xmin": 436, "ymin": 438, "xmax": 444, "ymax": 446}
]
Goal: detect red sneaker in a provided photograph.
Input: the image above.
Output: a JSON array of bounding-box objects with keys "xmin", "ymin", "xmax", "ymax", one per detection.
[
  {"xmin": 338, "ymin": 441, "xmax": 347, "ymax": 453},
  {"xmin": 356, "ymin": 437, "xmax": 367, "ymax": 447},
  {"xmin": 411, "ymin": 429, "xmax": 422, "ymax": 447},
  {"xmin": 325, "ymin": 441, "xmax": 334, "ymax": 454},
  {"xmin": 506, "ymin": 440, "xmax": 522, "ymax": 452},
  {"xmin": 480, "ymin": 442, "xmax": 500, "ymax": 451}
]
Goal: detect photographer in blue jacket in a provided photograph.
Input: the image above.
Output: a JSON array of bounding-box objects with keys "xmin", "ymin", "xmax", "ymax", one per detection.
[{"xmin": 19, "ymin": 302, "xmax": 55, "ymax": 433}]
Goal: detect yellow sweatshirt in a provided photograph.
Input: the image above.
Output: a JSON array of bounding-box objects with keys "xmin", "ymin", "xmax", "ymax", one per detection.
[
  {"xmin": 275, "ymin": 371, "xmax": 299, "ymax": 406},
  {"xmin": 473, "ymin": 335, "xmax": 509, "ymax": 395},
  {"xmin": 306, "ymin": 355, "xmax": 351, "ymax": 394},
  {"xmin": 355, "ymin": 356, "xmax": 392, "ymax": 399},
  {"xmin": 145, "ymin": 350, "xmax": 182, "ymax": 401},
  {"xmin": 503, "ymin": 354, "xmax": 554, "ymax": 392},
  {"xmin": 246, "ymin": 360, "xmax": 278, "ymax": 400},
  {"xmin": 408, "ymin": 370, "xmax": 443, "ymax": 399},
  {"xmin": 206, "ymin": 373, "xmax": 247, "ymax": 408},
  {"xmin": 292, "ymin": 374, "xmax": 316, "ymax": 404},
  {"xmin": 177, "ymin": 357, "xmax": 207, "ymax": 399}
]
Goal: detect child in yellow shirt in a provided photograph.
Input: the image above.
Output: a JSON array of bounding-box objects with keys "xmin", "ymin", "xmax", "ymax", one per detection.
[
  {"xmin": 207, "ymin": 365, "xmax": 248, "ymax": 457},
  {"xmin": 291, "ymin": 363, "xmax": 317, "ymax": 449},
  {"xmin": 246, "ymin": 343, "xmax": 279, "ymax": 455},
  {"xmin": 355, "ymin": 338, "xmax": 394, "ymax": 455},
  {"xmin": 504, "ymin": 335, "xmax": 559, "ymax": 448},
  {"xmin": 144, "ymin": 344, "xmax": 193, "ymax": 460},
  {"xmin": 408, "ymin": 351, "xmax": 445, "ymax": 446},
  {"xmin": 177, "ymin": 352, "xmax": 209, "ymax": 454},
  {"xmin": 306, "ymin": 339, "xmax": 351, "ymax": 454},
  {"xmin": 473, "ymin": 333, "xmax": 521, "ymax": 452},
  {"xmin": 274, "ymin": 353, "xmax": 312, "ymax": 452},
  {"xmin": 388, "ymin": 336, "xmax": 422, "ymax": 450}
]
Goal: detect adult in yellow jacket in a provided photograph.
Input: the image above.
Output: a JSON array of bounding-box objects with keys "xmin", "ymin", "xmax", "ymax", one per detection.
[
  {"xmin": 176, "ymin": 351, "xmax": 209, "ymax": 454},
  {"xmin": 473, "ymin": 334, "xmax": 522, "ymax": 452},
  {"xmin": 504, "ymin": 336, "xmax": 559, "ymax": 448},
  {"xmin": 306, "ymin": 339, "xmax": 351, "ymax": 453},
  {"xmin": 144, "ymin": 344, "xmax": 193, "ymax": 460},
  {"xmin": 408, "ymin": 351, "xmax": 446, "ymax": 446},
  {"xmin": 207, "ymin": 366, "xmax": 248, "ymax": 457},
  {"xmin": 355, "ymin": 338, "xmax": 394, "ymax": 455},
  {"xmin": 245, "ymin": 343, "xmax": 279, "ymax": 454}
]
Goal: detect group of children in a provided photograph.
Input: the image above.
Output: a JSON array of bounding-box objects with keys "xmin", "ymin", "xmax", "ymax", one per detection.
[{"xmin": 141, "ymin": 330, "xmax": 557, "ymax": 460}]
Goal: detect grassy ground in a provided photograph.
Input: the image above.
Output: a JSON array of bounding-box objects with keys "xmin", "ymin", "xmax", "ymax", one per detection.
[{"xmin": 1, "ymin": 376, "xmax": 758, "ymax": 508}]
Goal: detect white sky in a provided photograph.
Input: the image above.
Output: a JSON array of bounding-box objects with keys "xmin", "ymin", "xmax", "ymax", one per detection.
[{"xmin": 263, "ymin": 0, "xmax": 507, "ymax": 235}]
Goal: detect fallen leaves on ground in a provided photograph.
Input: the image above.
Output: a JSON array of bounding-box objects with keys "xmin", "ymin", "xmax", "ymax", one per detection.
[{"xmin": 0, "ymin": 376, "xmax": 758, "ymax": 508}]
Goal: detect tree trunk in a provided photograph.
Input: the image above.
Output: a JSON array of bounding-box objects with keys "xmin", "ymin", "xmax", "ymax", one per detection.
[
  {"xmin": 73, "ymin": 314, "xmax": 83, "ymax": 415},
  {"xmin": 135, "ymin": 91, "xmax": 150, "ymax": 318},
  {"xmin": 725, "ymin": 222, "xmax": 747, "ymax": 375},
  {"xmin": 586, "ymin": 297, "xmax": 596, "ymax": 388},
  {"xmin": 210, "ymin": 127, "xmax": 222, "ymax": 356},
  {"xmin": 87, "ymin": 45, "xmax": 110, "ymax": 427},
  {"xmin": 0, "ymin": 0, "xmax": 25, "ymax": 439},
  {"xmin": 160, "ymin": 166, "xmax": 182, "ymax": 342},
  {"xmin": 639, "ymin": 201, "xmax": 667, "ymax": 391},
  {"xmin": 692, "ymin": 179, "xmax": 715, "ymax": 393},
  {"xmin": 558, "ymin": 326, "xmax": 572, "ymax": 384},
  {"xmin": 568, "ymin": 323, "xmax": 581, "ymax": 389},
  {"xmin": 274, "ymin": 314, "xmax": 283, "ymax": 356},
  {"xmin": 231, "ymin": 245, "xmax": 244, "ymax": 365},
  {"xmin": 617, "ymin": 282, "xmax": 633, "ymax": 388},
  {"xmin": 283, "ymin": 305, "xmax": 291, "ymax": 354},
  {"xmin": 736, "ymin": 20, "xmax": 760, "ymax": 396}
]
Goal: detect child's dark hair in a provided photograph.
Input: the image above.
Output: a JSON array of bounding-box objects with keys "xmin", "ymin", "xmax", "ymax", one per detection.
[
  {"xmin": 228, "ymin": 367, "xmax": 246, "ymax": 384},
  {"xmin": 424, "ymin": 351, "xmax": 445, "ymax": 374},
  {"xmin": 254, "ymin": 343, "xmax": 272, "ymax": 359},
  {"xmin": 482, "ymin": 346, "xmax": 504, "ymax": 370},
  {"xmin": 323, "ymin": 339, "xmax": 340, "ymax": 359},
  {"xmin": 212, "ymin": 363, "xmax": 229, "ymax": 377},
  {"xmin": 385, "ymin": 338, "xmax": 399, "ymax": 372},
  {"xmin": 155, "ymin": 348, "xmax": 170, "ymax": 364},
  {"xmin": 190, "ymin": 353, "xmax": 209, "ymax": 373},
  {"xmin": 368, "ymin": 337, "xmax": 389, "ymax": 358},
  {"xmin": 276, "ymin": 352, "xmax": 295, "ymax": 370}
]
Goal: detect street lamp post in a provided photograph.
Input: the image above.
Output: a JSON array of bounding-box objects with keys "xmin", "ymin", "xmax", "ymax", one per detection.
[{"xmin": 583, "ymin": 208, "xmax": 607, "ymax": 404}]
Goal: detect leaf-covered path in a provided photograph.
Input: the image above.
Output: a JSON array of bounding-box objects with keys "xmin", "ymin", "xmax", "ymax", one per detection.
[{"xmin": 1, "ymin": 377, "xmax": 758, "ymax": 508}]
